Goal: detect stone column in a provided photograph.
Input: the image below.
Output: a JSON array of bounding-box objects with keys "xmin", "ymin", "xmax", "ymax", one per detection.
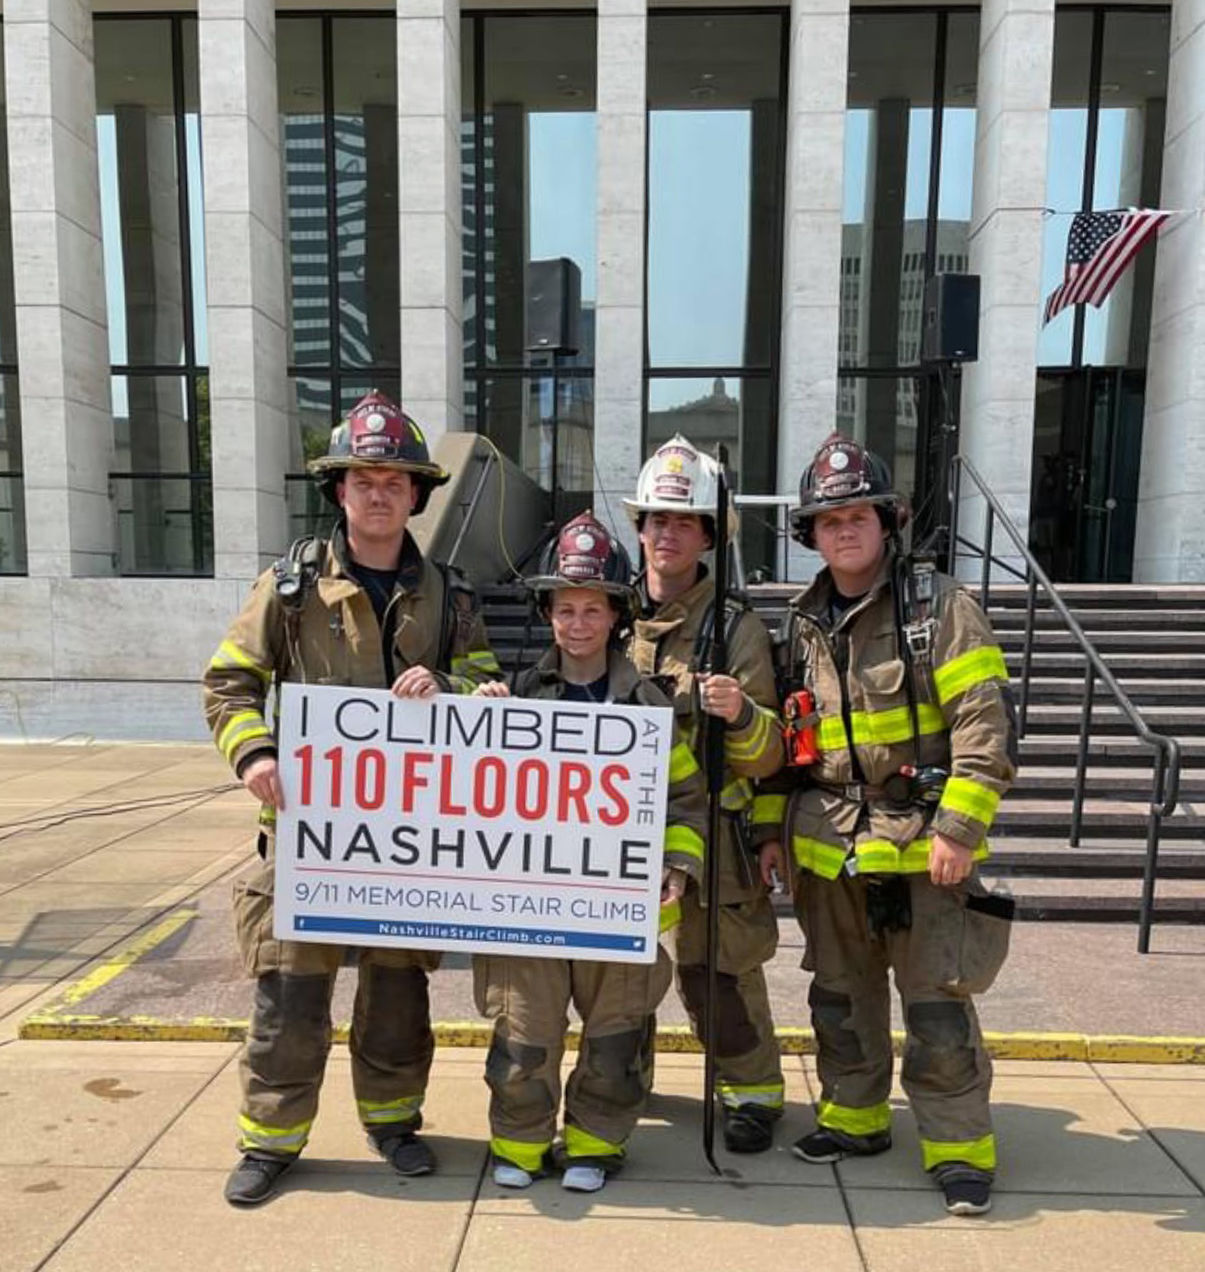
[
  {"xmin": 1134, "ymin": 0, "xmax": 1205, "ymax": 581},
  {"xmin": 199, "ymin": 0, "xmax": 289, "ymax": 579},
  {"xmin": 778, "ymin": 0, "xmax": 849, "ymax": 579},
  {"xmin": 593, "ymin": 0, "xmax": 646, "ymax": 552},
  {"xmin": 958, "ymin": 0, "xmax": 1054, "ymax": 576},
  {"xmin": 4, "ymin": 0, "xmax": 114, "ymax": 576},
  {"xmin": 398, "ymin": 0, "xmax": 462, "ymax": 442}
]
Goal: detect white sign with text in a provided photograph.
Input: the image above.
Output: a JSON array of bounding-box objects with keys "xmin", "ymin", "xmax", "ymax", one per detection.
[{"xmin": 273, "ymin": 684, "xmax": 672, "ymax": 963}]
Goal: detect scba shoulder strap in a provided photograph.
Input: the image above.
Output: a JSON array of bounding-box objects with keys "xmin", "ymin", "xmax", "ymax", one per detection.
[{"xmin": 272, "ymin": 535, "xmax": 324, "ymax": 610}]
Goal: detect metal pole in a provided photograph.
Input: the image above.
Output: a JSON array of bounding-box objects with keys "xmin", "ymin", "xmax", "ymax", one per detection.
[
  {"xmin": 1069, "ymin": 662, "xmax": 1095, "ymax": 847},
  {"xmin": 947, "ymin": 460, "xmax": 961, "ymax": 575},
  {"xmin": 980, "ymin": 505, "xmax": 994, "ymax": 610},
  {"xmin": 1018, "ymin": 571, "xmax": 1037, "ymax": 738},
  {"xmin": 1137, "ymin": 749, "xmax": 1168, "ymax": 954}
]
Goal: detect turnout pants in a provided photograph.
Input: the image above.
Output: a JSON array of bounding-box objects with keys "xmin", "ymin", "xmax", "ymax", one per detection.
[
  {"xmin": 233, "ymin": 860, "xmax": 439, "ymax": 1158},
  {"xmin": 671, "ymin": 877, "xmax": 784, "ymax": 1116},
  {"xmin": 473, "ymin": 949, "xmax": 673, "ymax": 1173},
  {"xmin": 793, "ymin": 869, "xmax": 1011, "ymax": 1174}
]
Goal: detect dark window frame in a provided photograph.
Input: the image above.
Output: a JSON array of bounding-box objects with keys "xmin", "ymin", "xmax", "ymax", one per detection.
[
  {"xmin": 95, "ymin": 11, "xmax": 212, "ymax": 577},
  {"xmin": 641, "ymin": 6, "xmax": 791, "ymax": 493}
]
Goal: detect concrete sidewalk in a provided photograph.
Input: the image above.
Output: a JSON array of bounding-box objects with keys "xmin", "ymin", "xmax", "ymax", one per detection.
[{"xmin": 2, "ymin": 740, "xmax": 1205, "ymax": 1270}]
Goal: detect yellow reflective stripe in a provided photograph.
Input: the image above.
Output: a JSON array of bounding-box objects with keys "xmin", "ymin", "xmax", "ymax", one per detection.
[
  {"xmin": 939, "ymin": 776, "xmax": 1001, "ymax": 826},
  {"xmin": 451, "ymin": 649, "xmax": 502, "ymax": 673},
  {"xmin": 564, "ymin": 1123, "xmax": 624, "ymax": 1160},
  {"xmin": 668, "ymin": 742, "xmax": 701, "ymax": 783},
  {"xmin": 209, "ymin": 639, "xmax": 272, "ymax": 685},
  {"xmin": 258, "ymin": 804, "xmax": 277, "ymax": 828},
  {"xmin": 816, "ymin": 704, "xmax": 945, "ymax": 751},
  {"xmin": 933, "ymin": 645, "xmax": 1008, "ymax": 706},
  {"xmin": 855, "ymin": 837, "xmax": 990, "ymax": 874},
  {"xmin": 218, "ymin": 711, "xmax": 271, "ymax": 760},
  {"xmin": 720, "ymin": 777, "xmax": 753, "ymax": 811},
  {"xmin": 664, "ymin": 825, "xmax": 704, "ymax": 862},
  {"xmin": 356, "ymin": 1094, "xmax": 423, "ymax": 1124},
  {"xmin": 659, "ymin": 898, "xmax": 682, "ymax": 932},
  {"xmin": 792, "ymin": 835, "xmax": 849, "ymax": 879},
  {"xmin": 726, "ymin": 706, "xmax": 774, "ymax": 760},
  {"xmin": 237, "ymin": 1113, "xmax": 311, "ymax": 1154},
  {"xmin": 751, "ymin": 794, "xmax": 787, "ymax": 825},
  {"xmin": 921, "ymin": 1133, "xmax": 997, "ymax": 1172},
  {"xmin": 816, "ymin": 1099, "xmax": 892, "ymax": 1137},
  {"xmin": 490, "ymin": 1136, "xmax": 550, "ymax": 1173},
  {"xmin": 716, "ymin": 1081, "xmax": 785, "ymax": 1110}
]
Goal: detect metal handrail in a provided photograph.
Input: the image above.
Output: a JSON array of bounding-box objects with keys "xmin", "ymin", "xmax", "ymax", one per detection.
[{"xmin": 948, "ymin": 454, "xmax": 1182, "ymax": 953}]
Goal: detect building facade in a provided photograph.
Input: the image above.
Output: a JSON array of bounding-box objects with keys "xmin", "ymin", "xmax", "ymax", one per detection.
[{"xmin": 0, "ymin": 0, "xmax": 1199, "ymax": 737}]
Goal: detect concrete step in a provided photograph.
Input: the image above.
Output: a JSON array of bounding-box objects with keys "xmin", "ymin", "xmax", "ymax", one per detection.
[
  {"xmin": 1013, "ymin": 677, "xmax": 1205, "ymax": 705},
  {"xmin": 1019, "ymin": 702, "xmax": 1205, "ymax": 735},
  {"xmin": 985, "ymin": 837, "xmax": 1205, "ymax": 874},
  {"xmin": 990, "ymin": 608, "xmax": 1205, "ymax": 631},
  {"xmin": 1005, "ymin": 651, "xmax": 1205, "ymax": 679},
  {"xmin": 994, "ymin": 802, "xmax": 1200, "ymax": 838},
  {"xmin": 1010, "ymin": 766, "xmax": 1205, "ymax": 800},
  {"xmin": 984, "ymin": 877, "xmax": 1205, "ymax": 924},
  {"xmin": 1017, "ymin": 735, "xmax": 1205, "ymax": 767}
]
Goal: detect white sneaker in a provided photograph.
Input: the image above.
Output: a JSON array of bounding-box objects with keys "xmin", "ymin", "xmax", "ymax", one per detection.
[
  {"xmin": 561, "ymin": 1165, "xmax": 607, "ymax": 1193},
  {"xmin": 492, "ymin": 1163, "xmax": 534, "ymax": 1189}
]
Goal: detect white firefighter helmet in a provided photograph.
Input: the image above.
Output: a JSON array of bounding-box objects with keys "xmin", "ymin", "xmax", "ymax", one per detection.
[{"xmin": 622, "ymin": 434, "xmax": 739, "ymax": 537}]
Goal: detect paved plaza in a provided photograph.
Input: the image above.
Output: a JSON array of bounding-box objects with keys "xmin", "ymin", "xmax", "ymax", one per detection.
[{"xmin": 2, "ymin": 741, "xmax": 1204, "ymax": 1271}]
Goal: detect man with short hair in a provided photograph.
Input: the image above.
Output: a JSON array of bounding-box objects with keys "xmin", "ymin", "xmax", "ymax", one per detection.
[
  {"xmin": 623, "ymin": 435, "xmax": 786, "ymax": 1154},
  {"xmin": 756, "ymin": 432, "xmax": 1016, "ymax": 1216},
  {"xmin": 203, "ymin": 390, "xmax": 502, "ymax": 1205}
]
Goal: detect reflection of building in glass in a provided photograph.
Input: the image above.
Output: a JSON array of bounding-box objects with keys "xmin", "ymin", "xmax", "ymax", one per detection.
[
  {"xmin": 648, "ymin": 378, "xmax": 742, "ymax": 476},
  {"xmin": 837, "ymin": 219, "xmax": 968, "ymax": 501}
]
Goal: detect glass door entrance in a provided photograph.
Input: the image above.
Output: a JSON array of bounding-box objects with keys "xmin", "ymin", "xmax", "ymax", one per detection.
[{"xmin": 1030, "ymin": 368, "xmax": 1145, "ymax": 583}]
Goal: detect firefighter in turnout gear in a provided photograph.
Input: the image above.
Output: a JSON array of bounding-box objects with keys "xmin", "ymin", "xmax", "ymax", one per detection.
[
  {"xmin": 462, "ymin": 513, "xmax": 708, "ymax": 1193},
  {"xmin": 203, "ymin": 390, "xmax": 503, "ymax": 1207},
  {"xmin": 623, "ymin": 436, "xmax": 786, "ymax": 1154},
  {"xmin": 755, "ymin": 432, "xmax": 1016, "ymax": 1217}
]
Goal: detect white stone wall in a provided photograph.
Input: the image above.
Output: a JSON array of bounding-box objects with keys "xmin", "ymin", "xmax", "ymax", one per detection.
[
  {"xmin": 778, "ymin": 0, "xmax": 849, "ymax": 581},
  {"xmin": 5, "ymin": 0, "xmax": 114, "ymax": 578},
  {"xmin": 200, "ymin": 0, "xmax": 290, "ymax": 579},
  {"xmin": 592, "ymin": 0, "xmax": 646, "ymax": 556},
  {"xmin": 398, "ymin": 0, "xmax": 463, "ymax": 443},
  {"xmin": 958, "ymin": 0, "xmax": 1054, "ymax": 577},
  {"xmin": 1134, "ymin": 0, "xmax": 1205, "ymax": 582}
]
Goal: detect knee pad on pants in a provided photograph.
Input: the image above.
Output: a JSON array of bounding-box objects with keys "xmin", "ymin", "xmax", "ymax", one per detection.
[
  {"xmin": 583, "ymin": 1030, "xmax": 644, "ymax": 1108},
  {"xmin": 485, "ymin": 1035, "xmax": 556, "ymax": 1118},
  {"xmin": 678, "ymin": 965, "xmax": 759, "ymax": 1058},
  {"xmin": 247, "ymin": 972, "xmax": 331, "ymax": 1081},
  {"xmin": 808, "ymin": 983, "xmax": 865, "ymax": 1067},
  {"xmin": 903, "ymin": 1000, "xmax": 978, "ymax": 1093},
  {"xmin": 359, "ymin": 963, "xmax": 432, "ymax": 1067}
]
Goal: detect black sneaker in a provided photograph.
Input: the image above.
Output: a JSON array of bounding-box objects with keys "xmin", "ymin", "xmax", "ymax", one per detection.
[
  {"xmin": 792, "ymin": 1126, "xmax": 892, "ymax": 1164},
  {"xmin": 934, "ymin": 1163, "xmax": 993, "ymax": 1216},
  {"xmin": 224, "ymin": 1154, "xmax": 293, "ymax": 1206},
  {"xmin": 722, "ymin": 1104, "xmax": 778, "ymax": 1154},
  {"xmin": 373, "ymin": 1128, "xmax": 437, "ymax": 1177}
]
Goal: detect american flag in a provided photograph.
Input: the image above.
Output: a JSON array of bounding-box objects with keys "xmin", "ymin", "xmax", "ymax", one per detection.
[{"xmin": 1043, "ymin": 209, "xmax": 1173, "ymax": 325}]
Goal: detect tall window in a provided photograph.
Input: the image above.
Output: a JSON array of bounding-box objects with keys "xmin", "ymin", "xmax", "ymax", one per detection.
[
  {"xmin": 1031, "ymin": 8, "xmax": 1170, "ymax": 584},
  {"xmin": 838, "ymin": 8, "xmax": 979, "ymax": 514},
  {"xmin": 461, "ymin": 13, "xmax": 598, "ymax": 522},
  {"xmin": 645, "ymin": 10, "xmax": 787, "ymax": 575},
  {"xmin": 95, "ymin": 15, "xmax": 210, "ymax": 575},
  {"xmin": 278, "ymin": 14, "xmax": 400, "ymax": 538},
  {"xmin": 0, "ymin": 24, "xmax": 22, "ymax": 575}
]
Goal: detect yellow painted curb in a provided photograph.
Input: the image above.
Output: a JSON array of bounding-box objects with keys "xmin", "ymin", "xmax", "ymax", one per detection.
[
  {"xmin": 17, "ymin": 1012, "xmax": 1205, "ymax": 1063},
  {"xmin": 17, "ymin": 905, "xmax": 1205, "ymax": 1064}
]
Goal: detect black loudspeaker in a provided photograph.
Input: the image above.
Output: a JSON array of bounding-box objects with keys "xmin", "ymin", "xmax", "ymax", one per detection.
[
  {"xmin": 526, "ymin": 257, "xmax": 582, "ymax": 355},
  {"xmin": 922, "ymin": 273, "xmax": 980, "ymax": 363}
]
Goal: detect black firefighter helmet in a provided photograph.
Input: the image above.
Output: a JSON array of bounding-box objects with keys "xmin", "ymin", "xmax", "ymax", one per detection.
[
  {"xmin": 789, "ymin": 432, "xmax": 908, "ymax": 549},
  {"xmin": 308, "ymin": 389, "xmax": 450, "ymax": 515},
  {"xmin": 527, "ymin": 512, "xmax": 639, "ymax": 619}
]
